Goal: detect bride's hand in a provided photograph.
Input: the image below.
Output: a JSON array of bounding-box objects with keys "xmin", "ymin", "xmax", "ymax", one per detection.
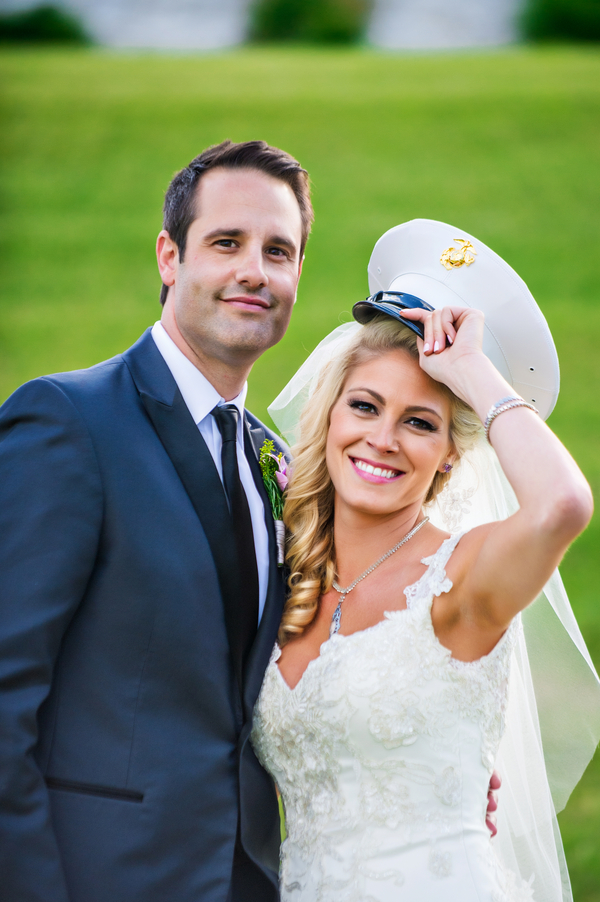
[{"xmin": 400, "ymin": 305, "xmax": 486, "ymax": 392}]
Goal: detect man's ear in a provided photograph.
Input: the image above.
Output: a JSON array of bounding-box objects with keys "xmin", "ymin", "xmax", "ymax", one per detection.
[
  {"xmin": 298, "ymin": 254, "xmax": 304, "ymax": 279},
  {"xmin": 156, "ymin": 230, "xmax": 179, "ymax": 287}
]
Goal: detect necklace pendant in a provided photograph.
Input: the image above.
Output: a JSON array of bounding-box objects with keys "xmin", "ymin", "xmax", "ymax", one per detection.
[
  {"xmin": 329, "ymin": 516, "xmax": 429, "ymax": 640},
  {"xmin": 330, "ymin": 599, "xmax": 343, "ymax": 638}
]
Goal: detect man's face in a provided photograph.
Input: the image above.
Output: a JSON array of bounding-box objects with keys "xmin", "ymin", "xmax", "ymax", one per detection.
[{"xmin": 160, "ymin": 167, "xmax": 304, "ymax": 370}]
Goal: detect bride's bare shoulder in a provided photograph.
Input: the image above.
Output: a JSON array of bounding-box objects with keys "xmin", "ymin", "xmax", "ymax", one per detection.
[{"xmin": 443, "ymin": 522, "xmax": 499, "ymax": 583}]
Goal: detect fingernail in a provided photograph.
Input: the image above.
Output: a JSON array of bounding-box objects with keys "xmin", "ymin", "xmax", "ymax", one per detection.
[
  {"xmin": 447, "ymin": 335, "xmax": 453, "ymax": 345},
  {"xmin": 434, "ymin": 341, "xmax": 440, "ymax": 352},
  {"xmin": 423, "ymin": 343, "xmax": 430, "ymax": 353}
]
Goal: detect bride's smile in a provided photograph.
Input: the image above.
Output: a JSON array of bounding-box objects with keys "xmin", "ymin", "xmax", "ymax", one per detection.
[{"xmin": 350, "ymin": 457, "xmax": 403, "ymax": 481}]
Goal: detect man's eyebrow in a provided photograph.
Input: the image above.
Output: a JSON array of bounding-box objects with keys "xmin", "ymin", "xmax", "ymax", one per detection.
[
  {"xmin": 346, "ymin": 388, "xmax": 443, "ymax": 419},
  {"xmin": 203, "ymin": 227, "xmax": 244, "ymax": 241},
  {"xmin": 268, "ymin": 234, "xmax": 298, "ymax": 252},
  {"xmin": 202, "ymin": 227, "xmax": 298, "ymax": 252}
]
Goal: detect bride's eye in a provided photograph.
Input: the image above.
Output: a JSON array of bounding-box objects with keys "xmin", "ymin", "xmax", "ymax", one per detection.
[
  {"xmin": 348, "ymin": 399, "xmax": 378, "ymax": 415},
  {"xmin": 406, "ymin": 416, "xmax": 436, "ymax": 431}
]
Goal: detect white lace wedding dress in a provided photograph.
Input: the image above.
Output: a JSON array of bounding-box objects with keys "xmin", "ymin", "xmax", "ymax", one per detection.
[{"xmin": 251, "ymin": 533, "xmax": 535, "ymax": 902}]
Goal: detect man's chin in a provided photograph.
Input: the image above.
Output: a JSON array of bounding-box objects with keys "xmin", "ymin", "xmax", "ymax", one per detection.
[{"xmin": 203, "ymin": 320, "xmax": 285, "ymax": 360}]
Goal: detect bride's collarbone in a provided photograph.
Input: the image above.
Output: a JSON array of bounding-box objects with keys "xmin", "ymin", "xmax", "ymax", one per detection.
[
  {"xmin": 278, "ymin": 542, "xmax": 506, "ymax": 678},
  {"xmin": 277, "ymin": 557, "xmax": 438, "ymax": 689}
]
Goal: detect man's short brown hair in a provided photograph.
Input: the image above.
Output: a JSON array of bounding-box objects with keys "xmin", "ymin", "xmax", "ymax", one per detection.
[{"xmin": 160, "ymin": 140, "xmax": 313, "ymax": 305}]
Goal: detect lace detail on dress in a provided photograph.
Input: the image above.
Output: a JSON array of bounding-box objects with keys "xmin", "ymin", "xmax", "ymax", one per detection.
[
  {"xmin": 429, "ymin": 483, "xmax": 477, "ymax": 533},
  {"xmin": 252, "ymin": 532, "xmax": 527, "ymax": 902},
  {"xmin": 429, "ymin": 845, "xmax": 453, "ymax": 878},
  {"xmin": 483, "ymin": 844, "xmax": 536, "ymax": 902},
  {"xmin": 404, "ymin": 531, "xmax": 464, "ymax": 611},
  {"xmin": 269, "ymin": 643, "xmax": 282, "ymax": 665}
]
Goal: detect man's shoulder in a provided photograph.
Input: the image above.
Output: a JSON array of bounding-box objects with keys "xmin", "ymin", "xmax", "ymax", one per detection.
[
  {"xmin": 44, "ymin": 328, "xmax": 156, "ymax": 394},
  {"xmin": 0, "ymin": 329, "xmax": 157, "ymax": 419}
]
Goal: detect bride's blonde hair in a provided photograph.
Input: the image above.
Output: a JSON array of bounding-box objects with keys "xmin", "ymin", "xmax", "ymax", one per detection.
[{"xmin": 279, "ymin": 317, "xmax": 481, "ymax": 646}]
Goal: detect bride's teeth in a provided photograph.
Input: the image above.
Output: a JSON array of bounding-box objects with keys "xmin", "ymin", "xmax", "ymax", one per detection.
[{"xmin": 355, "ymin": 460, "xmax": 399, "ymax": 479}]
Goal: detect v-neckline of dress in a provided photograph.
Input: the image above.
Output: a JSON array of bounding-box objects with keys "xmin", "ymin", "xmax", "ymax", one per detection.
[{"xmin": 274, "ymin": 612, "xmax": 410, "ymax": 693}]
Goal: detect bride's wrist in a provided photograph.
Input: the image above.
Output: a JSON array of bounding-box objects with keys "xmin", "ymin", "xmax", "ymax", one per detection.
[{"xmin": 443, "ymin": 354, "xmax": 514, "ymax": 422}]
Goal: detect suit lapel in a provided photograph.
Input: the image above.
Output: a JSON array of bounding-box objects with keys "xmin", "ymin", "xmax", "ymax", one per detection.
[
  {"xmin": 124, "ymin": 331, "xmax": 246, "ymax": 699},
  {"xmin": 242, "ymin": 418, "xmax": 286, "ymax": 714},
  {"xmin": 125, "ymin": 332, "xmax": 286, "ymax": 715}
]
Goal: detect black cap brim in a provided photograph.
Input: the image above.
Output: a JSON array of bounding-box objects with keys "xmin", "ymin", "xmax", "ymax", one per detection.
[{"xmin": 352, "ymin": 291, "xmax": 434, "ymax": 340}]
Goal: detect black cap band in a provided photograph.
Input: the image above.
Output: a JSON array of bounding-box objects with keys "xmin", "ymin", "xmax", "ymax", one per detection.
[{"xmin": 352, "ymin": 291, "xmax": 434, "ymax": 340}]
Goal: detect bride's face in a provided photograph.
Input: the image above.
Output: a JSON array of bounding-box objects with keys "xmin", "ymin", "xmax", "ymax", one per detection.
[{"xmin": 326, "ymin": 349, "xmax": 454, "ymax": 520}]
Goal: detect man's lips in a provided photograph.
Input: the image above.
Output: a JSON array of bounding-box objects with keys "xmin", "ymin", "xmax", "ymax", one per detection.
[
  {"xmin": 350, "ymin": 457, "xmax": 404, "ymax": 483},
  {"xmin": 221, "ymin": 295, "xmax": 270, "ymax": 311}
]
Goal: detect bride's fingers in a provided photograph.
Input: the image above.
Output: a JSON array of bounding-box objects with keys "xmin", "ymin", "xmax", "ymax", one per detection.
[
  {"xmin": 432, "ymin": 307, "xmax": 461, "ymax": 351},
  {"xmin": 403, "ymin": 310, "xmax": 433, "ymax": 353},
  {"xmin": 400, "ymin": 306, "xmax": 462, "ymax": 351},
  {"xmin": 430, "ymin": 310, "xmax": 442, "ymax": 353},
  {"xmin": 440, "ymin": 307, "xmax": 457, "ymax": 346},
  {"xmin": 422, "ymin": 312, "xmax": 435, "ymax": 355}
]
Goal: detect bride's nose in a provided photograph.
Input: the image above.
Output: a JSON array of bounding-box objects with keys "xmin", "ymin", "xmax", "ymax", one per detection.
[{"xmin": 367, "ymin": 419, "xmax": 400, "ymax": 455}]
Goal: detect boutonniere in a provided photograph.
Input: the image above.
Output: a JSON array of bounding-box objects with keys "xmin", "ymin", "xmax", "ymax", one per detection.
[{"xmin": 259, "ymin": 439, "xmax": 288, "ymax": 566}]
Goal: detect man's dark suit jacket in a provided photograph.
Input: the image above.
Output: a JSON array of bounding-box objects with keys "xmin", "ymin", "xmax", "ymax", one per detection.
[{"xmin": 0, "ymin": 329, "xmax": 286, "ymax": 902}]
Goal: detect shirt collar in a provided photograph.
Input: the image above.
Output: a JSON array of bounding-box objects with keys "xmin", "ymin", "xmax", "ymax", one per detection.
[{"xmin": 151, "ymin": 321, "xmax": 248, "ymax": 429}]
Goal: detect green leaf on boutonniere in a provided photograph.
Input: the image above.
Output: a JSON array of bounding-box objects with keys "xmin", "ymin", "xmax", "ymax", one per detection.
[{"xmin": 259, "ymin": 439, "xmax": 288, "ymax": 521}]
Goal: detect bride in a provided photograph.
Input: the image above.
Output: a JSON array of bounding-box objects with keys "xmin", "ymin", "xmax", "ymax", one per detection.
[{"xmin": 250, "ymin": 226, "xmax": 597, "ymax": 901}]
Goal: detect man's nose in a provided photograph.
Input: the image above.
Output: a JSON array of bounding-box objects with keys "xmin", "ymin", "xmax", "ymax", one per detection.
[{"xmin": 235, "ymin": 245, "xmax": 268, "ymax": 288}]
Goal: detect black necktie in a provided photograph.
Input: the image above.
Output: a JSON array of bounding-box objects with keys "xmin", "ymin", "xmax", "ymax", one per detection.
[{"xmin": 211, "ymin": 404, "xmax": 259, "ymax": 677}]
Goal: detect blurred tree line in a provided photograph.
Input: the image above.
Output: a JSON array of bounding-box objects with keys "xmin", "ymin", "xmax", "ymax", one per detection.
[
  {"xmin": 249, "ymin": 0, "xmax": 371, "ymax": 43},
  {"xmin": 0, "ymin": 4, "xmax": 88, "ymax": 43},
  {"xmin": 0, "ymin": 0, "xmax": 599, "ymax": 49},
  {"xmin": 523, "ymin": 0, "xmax": 600, "ymax": 40}
]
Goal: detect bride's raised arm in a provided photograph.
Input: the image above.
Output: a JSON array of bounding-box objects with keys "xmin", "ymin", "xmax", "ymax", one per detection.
[{"xmin": 402, "ymin": 303, "xmax": 593, "ymax": 631}]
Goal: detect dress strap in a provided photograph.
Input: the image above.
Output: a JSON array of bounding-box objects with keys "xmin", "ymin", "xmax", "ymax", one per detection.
[
  {"xmin": 404, "ymin": 531, "xmax": 466, "ymax": 609},
  {"xmin": 421, "ymin": 530, "xmax": 465, "ymax": 571}
]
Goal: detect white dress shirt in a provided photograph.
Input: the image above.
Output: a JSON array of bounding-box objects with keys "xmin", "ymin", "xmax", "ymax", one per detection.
[{"xmin": 151, "ymin": 322, "xmax": 269, "ymax": 623}]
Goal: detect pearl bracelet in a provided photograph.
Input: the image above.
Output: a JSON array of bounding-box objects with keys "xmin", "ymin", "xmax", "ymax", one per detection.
[{"xmin": 484, "ymin": 397, "xmax": 539, "ymax": 443}]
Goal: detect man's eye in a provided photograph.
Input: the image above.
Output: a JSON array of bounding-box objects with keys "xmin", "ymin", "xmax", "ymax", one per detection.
[
  {"xmin": 348, "ymin": 399, "xmax": 378, "ymax": 414},
  {"xmin": 267, "ymin": 247, "xmax": 286, "ymax": 257},
  {"xmin": 406, "ymin": 417, "xmax": 435, "ymax": 431},
  {"xmin": 215, "ymin": 239, "xmax": 236, "ymax": 248}
]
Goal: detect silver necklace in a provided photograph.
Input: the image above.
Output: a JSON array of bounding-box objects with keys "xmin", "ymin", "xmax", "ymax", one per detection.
[{"xmin": 329, "ymin": 516, "xmax": 429, "ymax": 638}]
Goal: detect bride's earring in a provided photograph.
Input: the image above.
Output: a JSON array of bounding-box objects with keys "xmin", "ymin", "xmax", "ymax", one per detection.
[{"xmin": 442, "ymin": 462, "xmax": 453, "ymax": 473}]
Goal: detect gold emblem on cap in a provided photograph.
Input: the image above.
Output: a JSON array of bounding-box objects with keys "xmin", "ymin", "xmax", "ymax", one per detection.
[{"xmin": 440, "ymin": 238, "xmax": 477, "ymax": 270}]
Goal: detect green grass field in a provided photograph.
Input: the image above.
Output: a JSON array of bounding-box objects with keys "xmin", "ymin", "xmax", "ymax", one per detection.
[{"xmin": 1, "ymin": 44, "xmax": 599, "ymax": 899}]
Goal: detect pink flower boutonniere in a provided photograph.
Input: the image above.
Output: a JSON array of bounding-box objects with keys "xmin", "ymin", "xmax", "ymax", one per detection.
[{"xmin": 259, "ymin": 439, "xmax": 288, "ymax": 565}]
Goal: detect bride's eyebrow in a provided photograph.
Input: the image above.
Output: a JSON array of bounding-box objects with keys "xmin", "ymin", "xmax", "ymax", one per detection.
[
  {"xmin": 404, "ymin": 405, "xmax": 442, "ymax": 420},
  {"xmin": 346, "ymin": 387, "xmax": 385, "ymax": 405}
]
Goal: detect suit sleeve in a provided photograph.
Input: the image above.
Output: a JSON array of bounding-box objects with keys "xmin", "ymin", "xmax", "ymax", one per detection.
[{"xmin": 0, "ymin": 377, "xmax": 103, "ymax": 902}]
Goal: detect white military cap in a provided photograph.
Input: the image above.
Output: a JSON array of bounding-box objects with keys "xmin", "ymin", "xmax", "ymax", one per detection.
[{"xmin": 353, "ymin": 219, "xmax": 559, "ymax": 420}]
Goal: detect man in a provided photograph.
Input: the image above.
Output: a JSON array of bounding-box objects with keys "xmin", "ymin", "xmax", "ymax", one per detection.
[
  {"xmin": 0, "ymin": 139, "xmax": 499, "ymax": 902},
  {"xmin": 0, "ymin": 140, "xmax": 311, "ymax": 902}
]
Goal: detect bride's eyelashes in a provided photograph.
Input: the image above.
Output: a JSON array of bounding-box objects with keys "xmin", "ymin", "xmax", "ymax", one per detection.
[
  {"xmin": 347, "ymin": 398, "xmax": 378, "ymax": 415},
  {"xmin": 405, "ymin": 416, "xmax": 437, "ymax": 432},
  {"xmin": 347, "ymin": 399, "xmax": 437, "ymax": 432}
]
